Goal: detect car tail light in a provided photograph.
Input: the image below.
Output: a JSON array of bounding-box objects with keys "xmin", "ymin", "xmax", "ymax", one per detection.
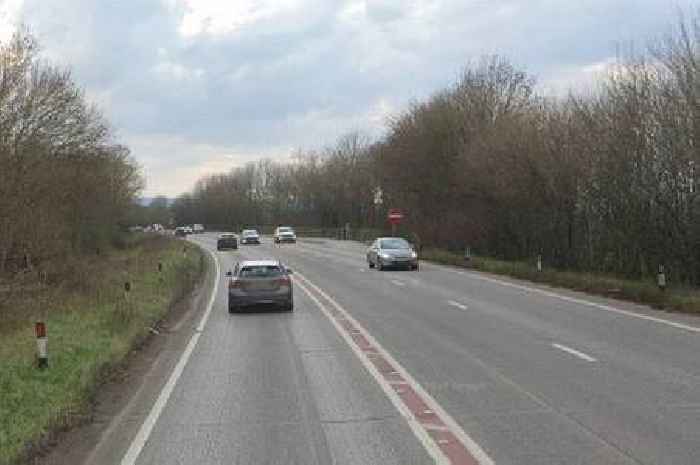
[{"xmin": 276, "ymin": 275, "xmax": 291, "ymax": 287}]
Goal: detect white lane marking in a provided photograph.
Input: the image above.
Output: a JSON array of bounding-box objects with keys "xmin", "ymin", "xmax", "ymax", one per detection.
[
  {"xmin": 431, "ymin": 265, "xmax": 700, "ymax": 334},
  {"xmin": 391, "ymin": 279, "xmax": 406, "ymax": 287},
  {"xmin": 551, "ymin": 343, "xmax": 597, "ymax": 362},
  {"xmin": 447, "ymin": 300, "xmax": 469, "ymax": 311},
  {"xmin": 294, "ymin": 278, "xmax": 450, "ymax": 464},
  {"xmin": 120, "ymin": 244, "xmax": 220, "ymax": 465},
  {"xmin": 294, "ymin": 272, "xmax": 495, "ymax": 465}
]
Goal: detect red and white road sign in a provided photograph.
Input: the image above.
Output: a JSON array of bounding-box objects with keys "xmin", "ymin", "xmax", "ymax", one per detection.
[{"xmin": 388, "ymin": 208, "xmax": 403, "ymax": 224}]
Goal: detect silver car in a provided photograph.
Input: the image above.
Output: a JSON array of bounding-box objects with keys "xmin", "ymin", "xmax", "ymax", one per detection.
[
  {"xmin": 367, "ymin": 237, "xmax": 419, "ymax": 271},
  {"xmin": 226, "ymin": 260, "xmax": 293, "ymax": 312},
  {"xmin": 240, "ymin": 229, "xmax": 261, "ymax": 245}
]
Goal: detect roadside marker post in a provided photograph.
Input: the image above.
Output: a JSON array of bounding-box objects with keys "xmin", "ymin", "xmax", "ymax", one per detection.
[
  {"xmin": 537, "ymin": 254, "xmax": 543, "ymax": 272},
  {"xmin": 464, "ymin": 247, "xmax": 471, "ymax": 262},
  {"xmin": 124, "ymin": 281, "xmax": 132, "ymax": 302},
  {"xmin": 35, "ymin": 322, "xmax": 48, "ymax": 369},
  {"xmin": 658, "ymin": 265, "xmax": 666, "ymax": 292}
]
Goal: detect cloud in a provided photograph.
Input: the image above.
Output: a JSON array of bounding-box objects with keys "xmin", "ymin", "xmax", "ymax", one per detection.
[{"xmin": 11, "ymin": 0, "xmax": 686, "ymax": 196}]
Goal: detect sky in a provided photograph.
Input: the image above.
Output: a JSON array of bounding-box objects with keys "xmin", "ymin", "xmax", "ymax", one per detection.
[{"xmin": 0, "ymin": 0, "xmax": 693, "ymax": 197}]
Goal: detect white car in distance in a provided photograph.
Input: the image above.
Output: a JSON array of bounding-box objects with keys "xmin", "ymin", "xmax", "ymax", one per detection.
[{"xmin": 274, "ymin": 226, "xmax": 297, "ymax": 244}]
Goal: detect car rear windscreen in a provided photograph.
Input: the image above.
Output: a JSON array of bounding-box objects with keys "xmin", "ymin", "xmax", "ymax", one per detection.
[
  {"xmin": 240, "ymin": 265, "xmax": 283, "ymax": 278},
  {"xmin": 381, "ymin": 239, "xmax": 410, "ymax": 249}
]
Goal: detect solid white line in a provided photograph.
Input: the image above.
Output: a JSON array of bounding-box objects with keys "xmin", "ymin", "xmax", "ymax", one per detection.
[
  {"xmin": 391, "ymin": 279, "xmax": 406, "ymax": 287},
  {"xmin": 431, "ymin": 265, "xmax": 700, "ymax": 334},
  {"xmin": 294, "ymin": 272, "xmax": 495, "ymax": 465},
  {"xmin": 120, "ymin": 244, "xmax": 220, "ymax": 465},
  {"xmin": 447, "ymin": 300, "xmax": 469, "ymax": 311},
  {"xmin": 293, "ymin": 278, "xmax": 450, "ymax": 465},
  {"xmin": 551, "ymin": 343, "xmax": 597, "ymax": 362}
]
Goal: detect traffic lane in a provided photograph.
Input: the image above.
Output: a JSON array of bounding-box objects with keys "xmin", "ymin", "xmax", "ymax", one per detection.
[
  {"xmin": 295, "ymin": 236, "xmax": 700, "ymax": 329},
  {"xmin": 281, "ymin": 241, "xmax": 700, "ymax": 464},
  {"xmin": 255, "ymin": 242, "xmax": 640, "ymax": 464},
  {"xmin": 135, "ymin": 236, "xmax": 433, "ymax": 465},
  {"xmin": 264, "ymin": 241, "xmax": 700, "ymax": 465},
  {"xmin": 290, "ymin": 238, "xmax": 700, "ymax": 379}
]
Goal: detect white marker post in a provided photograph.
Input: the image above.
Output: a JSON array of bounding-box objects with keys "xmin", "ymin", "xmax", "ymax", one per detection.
[
  {"xmin": 658, "ymin": 265, "xmax": 666, "ymax": 292},
  {"xmin": 35, "ymin": 322, "xmax": 48, "ymax": 369},
  {"xmin": 537, "ymin": 254, "xmax": 543, "ymax": 272}
]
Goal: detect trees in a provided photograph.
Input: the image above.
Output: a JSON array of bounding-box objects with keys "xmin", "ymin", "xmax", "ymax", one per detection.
[
  {"xmin": 179, "ymin": 11, "xmax": 700, "ymax": 284},
  {"xmin": 0, "ymin": 32, "xmax": 142, "ymax": 275}
]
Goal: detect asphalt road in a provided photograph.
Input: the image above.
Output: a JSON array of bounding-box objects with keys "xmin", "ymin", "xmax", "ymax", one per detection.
[{"xmin": 123, "ymin": 234, "xmax": 700, "ymax": 465}]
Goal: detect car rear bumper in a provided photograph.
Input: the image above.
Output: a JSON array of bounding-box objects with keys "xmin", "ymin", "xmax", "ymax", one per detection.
[
  {"xmin": 276, "ymin": 237, "xmax": 296, "ymax": 243},
  {"xmin": 241, "ymin": 239, "xmax": 260, "ymax": 244},
  {"xmin": 381, "ymin": 258, "xmax": 418, "ymax": 268},
  {"xmin": 229, "ymin": 292, "xmax": 292, "ymax": 308}
]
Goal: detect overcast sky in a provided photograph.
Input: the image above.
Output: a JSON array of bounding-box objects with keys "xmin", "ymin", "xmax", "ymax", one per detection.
[{"xmin": 0, "ymin": 0, "xmax": 692, "ymax": 197}]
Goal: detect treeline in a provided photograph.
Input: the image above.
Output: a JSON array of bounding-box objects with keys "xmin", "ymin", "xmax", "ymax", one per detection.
[
  {"xmin": 0, "ymin": 33, "xmax": 142, "ymax": 275},
  {"xmin": 175, "ymin": 13, "xmax": 700, "ymax": 283}
]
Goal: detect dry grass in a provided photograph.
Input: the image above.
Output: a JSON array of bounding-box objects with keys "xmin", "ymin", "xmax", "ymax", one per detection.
[{"xmin": 0, "ymin": 234, "xmax": 204, "ymax": 465}]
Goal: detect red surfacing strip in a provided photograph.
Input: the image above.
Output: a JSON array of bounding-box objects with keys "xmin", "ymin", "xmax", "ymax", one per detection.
[
  {"xmin": 326, "ymin": 302, "xmax": 482, "ymax": 464},
  {"xmin": 428, "ymin": 430, "xmax": 480, "ymax": 465}
]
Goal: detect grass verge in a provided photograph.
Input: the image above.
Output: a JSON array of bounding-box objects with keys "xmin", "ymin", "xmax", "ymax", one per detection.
[
  {"xmin": 0, "ymin": 235, "xmax": 205, "ymax": 465},
  {"xmin": 420, "ymin": 248, "xmax": 700, "ymax": 314}
]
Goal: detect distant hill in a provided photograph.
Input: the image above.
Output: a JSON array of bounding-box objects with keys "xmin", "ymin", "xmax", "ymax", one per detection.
[{"xmin": 137, "ymin": 196, "xmax": 173, "ymax": 207}]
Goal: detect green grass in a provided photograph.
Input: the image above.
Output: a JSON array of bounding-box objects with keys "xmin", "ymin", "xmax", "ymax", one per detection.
[
  {"xmin": 420, "ymin": 248, "xmax": 700, "ymax": 314},
  {"xmin": 0, "ymin": 236, "xmax": 204, "ymax": 465}
]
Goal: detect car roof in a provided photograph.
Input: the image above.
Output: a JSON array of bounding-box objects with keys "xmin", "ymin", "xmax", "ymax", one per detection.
[
  {"xmin": 377, "ymin": 237, "xmax": 408, "ymax": 241},
  {"xmin": 238, "ymin": 260, "xmax": 280, "ymax": 267},
  {"xmin": 219, "ymin": 232, "xmax": 236, "ymax": 237}
]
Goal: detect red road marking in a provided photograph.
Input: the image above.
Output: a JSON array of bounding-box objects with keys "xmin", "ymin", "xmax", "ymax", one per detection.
[
  {"xmin": 294, "ymin": 273, "xmax": 493, "ymax": 465},
  {"xmin": 329, "ymin": 298, "xmax": 481, "ymax": 464}
]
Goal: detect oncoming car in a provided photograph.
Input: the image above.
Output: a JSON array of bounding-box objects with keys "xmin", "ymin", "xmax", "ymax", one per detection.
[
  {"xmin": 274, "ymin": 226, "xmax": 297, "ymax": 243},
  {"xmin": 217, "ymin": 233, "xmax": 238, "ymax": 250},
  {"xmin": 367, "ymin": 237, "xmax": 419, "ymax": 271},
  {"xmin": 226, "ymin": 260, "xmax": 293, "ymax": 313},
  {"xmin": 240, "ymin": 229, "xmax": 261, "ymax": 245}
]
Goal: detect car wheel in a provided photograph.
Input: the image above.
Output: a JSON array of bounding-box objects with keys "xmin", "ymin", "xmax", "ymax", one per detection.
[
  {"xmin": 412, "ymin": 264, "xmax": 419, "ymax": 271},
  {"xmin": 368, "ymin": 259, "xmax": 375, "ymax": 269},
  {"xmin": 228, "ymin": 302, "xmax": 238, "ymax": 314},
  {"xmin": 377, "ymin": 259, "xmax": 384, "ymax": 271},
  {"xmin": 283, "ymin": 300, "xmax": 294, "ymax": 312}
]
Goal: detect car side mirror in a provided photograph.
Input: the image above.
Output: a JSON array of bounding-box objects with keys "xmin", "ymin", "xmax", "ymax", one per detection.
[
  {"xmin": 286, "ymin": 268, "xmax": 294, "ymax": 275},
  {"xmin": 225, "ymin": 270, "xmax": 232, "ymax": 277}
]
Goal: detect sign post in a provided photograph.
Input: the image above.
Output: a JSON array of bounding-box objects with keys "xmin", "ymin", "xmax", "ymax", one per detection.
[{"xmin": 387, "ymin": 209, "xmax": 403, "ymax": 237}]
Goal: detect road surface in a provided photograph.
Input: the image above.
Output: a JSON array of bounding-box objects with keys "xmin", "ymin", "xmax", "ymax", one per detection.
[{"xmin": 115, "ymin": 234, "xmax": 700, "ymax": 465}]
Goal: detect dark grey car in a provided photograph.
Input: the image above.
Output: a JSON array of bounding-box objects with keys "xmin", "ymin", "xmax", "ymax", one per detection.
[
  {"xmin": 226, "ymin": 260, "xmax": 293, "ymax": 313},
  {"xmin": 367, "ymin": 237, "xmax": 419, "ymax": 271}
]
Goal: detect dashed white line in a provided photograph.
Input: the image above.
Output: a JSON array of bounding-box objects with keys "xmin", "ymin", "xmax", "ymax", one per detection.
[
  {"xmin": 551, "ymin": 343, "xmax": 597, "ymax": 362},
  {"xmin": 294, "ymin": 272, "xmax": 495, "ymax": 465},
  {"xmin": 429, "ymin": 265, "xmax": 700, "ymax": 334},
  {"xmin": 391, "ymin": 279, "xmax": 406, "ymax": 287},
  {"xmin": 447, "ymin": 300, "xmax": 469, "ymax": 311}
]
